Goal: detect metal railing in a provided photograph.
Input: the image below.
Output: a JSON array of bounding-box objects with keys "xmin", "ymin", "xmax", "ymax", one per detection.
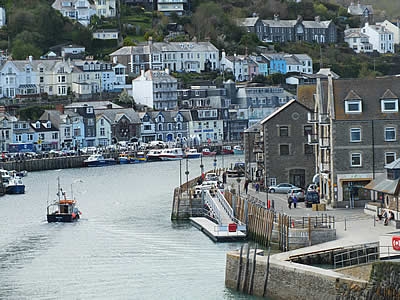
[{"xmin": 333, "ymin": 242, "xmax": 379, "ymax": 269}]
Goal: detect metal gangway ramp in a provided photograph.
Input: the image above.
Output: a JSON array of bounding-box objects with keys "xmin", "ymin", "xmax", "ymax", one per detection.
[{"xmin": 190, "ymin": 188, "xmax": 247, "ymax": 242}]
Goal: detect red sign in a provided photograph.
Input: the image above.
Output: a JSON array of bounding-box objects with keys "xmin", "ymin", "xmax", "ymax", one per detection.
[{"xmin": 392, "ymin": 236, "xmax": 400, "ymax": 251}]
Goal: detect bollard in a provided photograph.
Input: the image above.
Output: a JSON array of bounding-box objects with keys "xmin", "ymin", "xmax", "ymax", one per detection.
[
  {"xmin": 345, "ymin": 218, "xmax": 347, "ymax": 231},
  {"xmin": 267, "ymin": 199, "xmax": 271, "ymax": 209},
  {"xmin": 271, "ymin": 199, "xmax": 275, "ymax": 209},
  {"xmin": 374, "ymin": 215, "xmax": 376, "ymax": 227}
]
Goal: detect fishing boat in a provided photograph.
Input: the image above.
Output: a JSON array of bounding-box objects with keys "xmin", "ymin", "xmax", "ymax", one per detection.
[
  {"xmin": 159, "ymin": 148, "xmax": 184, "ymax": 161},
  {"xmin": 233, "ymin": 145, "xmax": 244, "ymax": 155},
  {"xmin": 146, "ymin": 149, "xmax": 163, "ymax": 162},
  {"xmin": 83, "ymin": 153, "xmax": 116, "ymax": 167},
  {"xmin": 5, "ymin": 175, "xmax": 25, "ymax": 194},
  {"xmin": 47, "ymin": 178, "xmax": 81, "ymax": 223},
  {"xmin": 118, "ymin": 153, "xmax": 133, "ymax": 164},
  {"xmin": 221, "ymin": 145, "xmax": 234, "ymax": 155},
  {"xmin": 185, "ymin": 148, "xmax": 201, "ymax": 159},
  {"xmin": 133, "ymin": 151, "xmax": 147, "ymax": 163},
  {"xmin": 202, "ymin": 148, "xmax": 217, "ymax": 156}
]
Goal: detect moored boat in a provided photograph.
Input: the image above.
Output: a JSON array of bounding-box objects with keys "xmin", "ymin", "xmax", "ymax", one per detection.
[
  {"xmin": 233, "ymin": 145, "xmax": 244, "ymax": 155},
  {"xmin": 185, "ymin": 148, "xmax": 201, "ymax": 159},
  {"xmin": 146, "ymin": 149, "xmax": 163, "ymax": 162},
  {"xmin": 83, "ymin": 153, "xmax": 116, "ymax": 167},
  {"xmin": 133, "ymin": 151, "xmax": 147, "ymax": 163},
  {"xmin": 222, "ymin": 145, "xmax": 234, "ymax": 155},
  {"xmin": 47, "ymin": 178, "xmax": 81, "ymax": 223},
  {"xmin": 159, "ymin": 148, "xmax": 184, "ymax": 161},
  {"xmin": 118, "ymin": 153, "xmax": 133, "ymax": 164},
  {"xmin": 202, "ymin": 148, "xmax": 217, "ymax": 156},
  {"xmin": 5, "ymin": 175, "xmax": 25, "ymax": 194}
]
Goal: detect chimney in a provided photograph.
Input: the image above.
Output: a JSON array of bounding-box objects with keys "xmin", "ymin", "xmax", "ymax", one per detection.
[
  {"xmin": 107, "ymin": 103, "xmax": 112, "ymax": 109},
  {"xmin": 274, "ymin": 14, "xmax": 279, "ymax": 21},
  {"xmin": 29, "ymin": 55, "xmax": 33, "ymax": 63},
  {"xmin": 140, "ymin": 69, "xmax": 145, "ymax": 78},
  {"xmin": 165, "ymin": 68, "xmax": 170, "ymax": 75},
  {"xmin": 148, "ymin": 36, "xmax": 153, "ymax": 45},
  {"xmin": 315, "ymin": 16, "xmax": 320, "ymax": 23},
  {"xmin": 55, "ymin": 104, "xmax": 64, "ymax": 114},
  {"xmin": 113, "ymin": 56, "xmax": 117, "ymax": 64}
]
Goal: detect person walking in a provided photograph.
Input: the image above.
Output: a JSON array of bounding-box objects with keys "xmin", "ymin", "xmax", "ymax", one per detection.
[
  {"xmin": 255, "ymin": 182, "xmax": 260, "ymax": 193},
  {"xmin": 244, "ymin": 180, "xmax": 249, "ymax": 194},
  {"xmin": 288, "ymin": 197, "xmax": 292, "ymax": 209},
  {"xmin": 293, "ymin": 195, "xmax": 298, "ymax": 208}
]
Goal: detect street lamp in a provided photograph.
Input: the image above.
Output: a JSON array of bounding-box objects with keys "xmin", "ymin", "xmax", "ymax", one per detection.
[
  {"xmin": 185, "ymin": 157, "xmax": 189, "ymax": 195},
  {"xmin": 213, "ymin": 155, "xmax": 217, "ymax": 172}
]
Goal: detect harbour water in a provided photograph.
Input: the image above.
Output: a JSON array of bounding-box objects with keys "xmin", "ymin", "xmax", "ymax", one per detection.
[{"xmin": 0, "ymin": 155, "xmax": 261, "ymax": 299}]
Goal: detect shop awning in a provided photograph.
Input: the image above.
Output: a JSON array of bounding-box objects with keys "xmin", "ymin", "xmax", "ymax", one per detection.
[{"xmin": 364, "ymin": 173, "xmax": 400, "ymax": 195}]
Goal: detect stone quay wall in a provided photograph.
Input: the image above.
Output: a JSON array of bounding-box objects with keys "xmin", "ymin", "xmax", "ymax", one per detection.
[
  {"xmin": 0, "ymin": 156, "xmax": 88, "ymax": 172},
  {"xmin": 226, "ymin": 249, "xmax": 400, "ymax": 300}
]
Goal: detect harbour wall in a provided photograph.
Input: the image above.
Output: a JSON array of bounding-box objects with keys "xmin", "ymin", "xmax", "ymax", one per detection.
[
  {"xmin": 0, "ymin": 156, "xmax": 88, "ymax": 172},
  {"xmin": 225, "ymin": 249, "xmax": 400, "ymax": 299}
]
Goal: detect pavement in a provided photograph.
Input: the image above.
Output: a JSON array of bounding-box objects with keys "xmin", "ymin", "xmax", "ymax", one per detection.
[{"xmin": 225, "ymin": 176, "xmax": 398, "ymax": 249}]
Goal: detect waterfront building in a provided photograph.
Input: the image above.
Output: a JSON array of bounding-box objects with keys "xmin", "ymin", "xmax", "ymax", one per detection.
[
  {"xmin": 64, "ymin": 104, "xmax": 97, "ymax": 147},
  {"xmin": 0, "ymin": 112, "xmax": 16, "ymax": 152},
  {"xmin": 177, "ymin": 84, "xmax": 228, "ymax": 109},
  {"xmin": 95, "ymin": 114, "xmax": 112, "ymax": 146},
  {"xmin": 30, "ymin": 120, "xmax": 60, "ymax": 151},
  {"xmin": 187, "ymin": 108, "xmax": 225, "ymax": 145},
  {"xmin": 131, "ymin": 69, "xmax": 178, "ymax": 110},
  {"xmin": 311, "ymin": 76, "xmax": 400, "ymax": 207}
]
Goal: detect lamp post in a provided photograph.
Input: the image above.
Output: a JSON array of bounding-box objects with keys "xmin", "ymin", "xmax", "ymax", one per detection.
[
  {"xmin": 200, "ymin": 154, "xmax": 204, "ymax": 181},
  {"xmin": 185, "ymin": 157, "xmax": 189, "ymax": 195},
  {"xmin": 213, "ymin": 155, "xmax": 217, "ymax": 172}
]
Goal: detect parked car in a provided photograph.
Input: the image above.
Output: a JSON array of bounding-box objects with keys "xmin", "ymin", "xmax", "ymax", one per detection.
[
  {"xmin": 268, "ymin": 183, "xmax": 298, "ymax": 193},
  {"xmin": 305, "ymin": 191, "xmax": 320, "ymax": 208},
  {"xmin": 287, "ymin": 188, "xmax": 305, "ymax": 202}
]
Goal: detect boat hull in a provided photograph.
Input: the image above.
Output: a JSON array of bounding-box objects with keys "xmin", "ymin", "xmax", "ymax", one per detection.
[
  {"xmin": 233, "ymin": 150, "xmax": 244, "ymax": 155},
  {"xmin": 6, "ymin": 185, "xmax": 25, "ymax": 194},
  {"xmin": 186, "ymin": 154, "xmax": 201, "ymax": 159},
  {"xmin": 47, "ymin": 213, "xmax": 79, "ymax": 223}
]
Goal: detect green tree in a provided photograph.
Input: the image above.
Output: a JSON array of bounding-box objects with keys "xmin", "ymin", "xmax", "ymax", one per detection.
[{"xmin": 11, "ymin": 39, "xmax": 41, "ymax": 59}]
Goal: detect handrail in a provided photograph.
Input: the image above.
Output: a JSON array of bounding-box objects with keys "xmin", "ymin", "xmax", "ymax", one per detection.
[{"xmin": 203, "ymin": 191, "xmax": 221, "ymax": 224}]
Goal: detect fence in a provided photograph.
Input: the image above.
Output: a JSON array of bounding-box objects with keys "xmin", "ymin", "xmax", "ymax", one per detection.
[{"xmin": 333, "ymin": 242, "xmax": 379, "ymax": 269}]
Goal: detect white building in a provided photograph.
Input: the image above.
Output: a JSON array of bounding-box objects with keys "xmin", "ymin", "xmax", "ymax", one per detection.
[
  {"xmin": 0, "ymin": 7, "xmax": 6, "ymax": 27},
  {"xmin": 95, "ymin": 113, "xmax": 112, "ymax": 146},
  {"xmin": 377, "ymin": 20, "xmax": 400, "ymax": 45},
  {"xmin": 361, "ymin": 22, "xmax": 394, "ymax": 54},
  {"xmin": 157, "ymin": 0, "xmax": 187, "ymax": 16},
  {"xmin": 131, "ymin": 69, "xmax": 178, "ymax": 110},
  {"xmin": 51, "ymin": 0, "xmax": 96, "ymax": 27},
  {"xmin": 94, "ymin": 0, "xmax": 116, "ymax": 18},
  {"xmin": 93, "ymin": 29, "xmax": 119, "ymax": 40},
  {"xmin": 344, "ymin": 28, "xmax": 372, "ymax": 53}
]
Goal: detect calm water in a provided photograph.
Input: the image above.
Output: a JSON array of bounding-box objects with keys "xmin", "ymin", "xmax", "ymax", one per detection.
[{"xmin": 0, "ymin": 155, "xmax": 262, "ymax": 299}]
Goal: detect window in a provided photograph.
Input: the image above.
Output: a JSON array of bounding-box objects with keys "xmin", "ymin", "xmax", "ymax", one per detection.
[
  {"xmin": 100, "ymin": 128, "xmax": 105, "ymax": 136},
  {"xmin": 385, "ymin": 127, "xmax": 396, "ymax": 141},
  {"xmin": 279, "ymin": 144, "xmax": 289, "ymax": 155},
  {"xmin": 304, "ymin": 144, "xmax": 314, "ymax": 155},
  {"xmin": 351, "ymin": 153, "xmax": 362, "ymax": 167},
  {"xmin": 381, "ymin": 99, "xmax": 398, "ymax": 112},
  {"xmin": 345, "ymin": 100, "xmax": 362, "ymax": 113},
  {"xmin": 350, "ymin": 128, "xmax": 361, "ymax": 142},
  {"xmin": 52, "ymin": 132, "xmax": 58, "ymax": 139},
  {"xmin": 279, "ymin": 126, "xmax": 289, "ymax": 137},
  {"xmin": 27, "ymin": 134, "xmax": 33, "ymax": 141},
  {"xmin": 304, "ymin": 125, "xmax": 312, "ymax": 136},
  {"xmin": 87, "ymin": 119, "xmax": 94, "ymax": 126},
  {"xmin": 385, "ymin": 152, "xmax": 396, "ymax": 165}
]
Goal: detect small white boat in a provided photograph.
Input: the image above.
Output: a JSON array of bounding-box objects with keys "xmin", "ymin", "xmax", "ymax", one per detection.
[
  {"xmin": 233, "ymin": 145, "xmax": 244, "ymax": 155},
  {"xmin": 146, "ymin": 149, "xmax": 163, "ymax": 162},
  {"xmin": 202, "ymin": 148, "xmax": 217, "ymax": 156},
  {"xmin": 159, "ymin": 148, "xmax": 184, "ymax": 161},
  {"xmin": 5, "ymin": 175, "xmax": 25, "ymax": 194},
  {"xmin": 185, "ymin": 148, "xmax": 202, "ymax": 159}
]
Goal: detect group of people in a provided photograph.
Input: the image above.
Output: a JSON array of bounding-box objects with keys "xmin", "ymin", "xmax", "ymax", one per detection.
[{"xmin": 377, "ymin": 209, "xmax": 395, "ymax": 226}]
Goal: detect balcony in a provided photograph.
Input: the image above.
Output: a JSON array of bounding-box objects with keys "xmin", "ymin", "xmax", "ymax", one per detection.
[
  {"xmin": 319, "ymin": 113, "xmax": 329, "ymax": 125},
  {"xmin": 307, "ymin": 133, "xmax": 318, "ymax": 145},
  {"xmin": 319, "ymin": 137, "xmax": 330, "ymax": 148},
  {"xmin": 256, "ymin": 153, "xmax": 264, "ymax": 162},
  {"xmin": 319, "ymin": 162, "xmax": 330, "ymax": 173}
]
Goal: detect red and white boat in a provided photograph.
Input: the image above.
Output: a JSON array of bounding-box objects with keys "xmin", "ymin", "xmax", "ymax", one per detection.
[
  {"xmin": 202, "ymin": 148, "xmax": 217, "ymax": 156},
  {"xmin": 159, "ymin": 148, "xmax": 184, "ymax": 160}
]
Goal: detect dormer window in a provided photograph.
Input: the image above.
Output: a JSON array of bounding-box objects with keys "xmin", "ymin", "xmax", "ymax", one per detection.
[
  {"xmin": 35, "ymin": 121, "xmax": 40, "ymax": 129},
  {"xmin": 86, "ymin": 107, "xmax": 93, "ymax": 114},
  {"xmin": 381, "ymin": 99, "xmax": 398, "ymax": 113},
  {"xmin": 345, "ymin": 100, "xmax": 362, "ymax": 113},
  {"xmin": 46, "ymin": 121, "xmax": 51, "ymax": 128}
]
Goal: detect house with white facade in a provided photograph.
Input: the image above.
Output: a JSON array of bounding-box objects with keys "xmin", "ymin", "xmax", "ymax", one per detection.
[
  {"xmin": 361, "ymin": 22, "xmax": 394, "ymax": 54},
  {"xmin": 110, "ymin": 40, "xmax": 220, "ymax": 76},
  {"xmin": 30, "ymin": 120, "xmax": 60, "ymax": 151},
  {"xmin": 52, "ymin": 0, "xmax": 96, "ymax": 27},
  {"xmin": 344, "ymin": 27, "xmax": 373, "ymax": 53},
  {"xmin": 131, "ymin": 69, "xmax": 178, "ymax": 110},
  {"xmin": 93, "ymin": 29, "xmax": 119, "ymax": 40},
  {"xmin": 95, "ymin": 113, "xmax": 112, "ymax": 146},
  {"xmin": 0, "ymin": 7, "xmax": 6, "ymax": 27},
  {"xmin": 377, "ymin": 20, "xmax": 400, "ymax": 45},
  {"xmin": 220, "ymin": 51, "xmax": 249, "ymax": 82},
  {"xmin": 61, "ymin": 45, "xmax": 86, "ymax": 58},
  {"xmin": 157, "ymin": 0, "xmax": 187, "ymax": 16},
  {"xmin": 94, "ymin": 0, "xmax": 116, "ymax": 18}
]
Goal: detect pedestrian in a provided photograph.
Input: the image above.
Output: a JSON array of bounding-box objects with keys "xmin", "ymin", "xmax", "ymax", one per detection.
[
  {"xmin": 244, "ymin": 180, "xmax": 249, "ymax": 194},
  {"xmin": 222, "ymin": 172, "xmax": 227, "ymax": 184},
  {"xmin": 293, "ymin": 195, "xmax": 298, "ymax": 208},
  {"xmin": 255, "ymin": 182, "xmax": 260, "ymax": 193},
  {"xmin": 288, "ymin": 197, "xmax": 292, "ymax": 209}
]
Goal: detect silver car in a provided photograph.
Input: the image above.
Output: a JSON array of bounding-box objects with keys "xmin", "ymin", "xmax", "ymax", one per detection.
[{"xmin": 268, "ymin": 183, "xmax": 298, "ymax": 193}]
